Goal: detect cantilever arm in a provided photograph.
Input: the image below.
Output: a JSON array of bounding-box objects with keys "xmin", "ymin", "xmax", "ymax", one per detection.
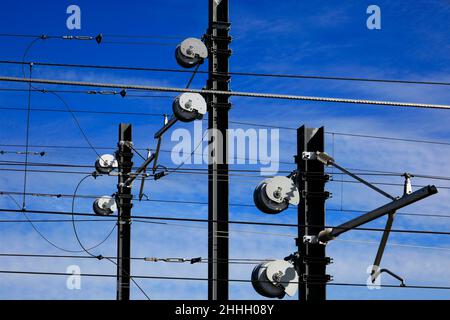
[
  {"xmin": 123, "ymin": 153, "xmax": 156, "ymax": 187},
  {"xmin": 318, "ymin": 185, "xmax": 438, "ymax": 242}
]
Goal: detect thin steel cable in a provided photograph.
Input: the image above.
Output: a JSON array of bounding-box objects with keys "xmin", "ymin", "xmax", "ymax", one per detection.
[
  {"xmin": 0, "ymin": 150, "xmax": 45, "ymax": 156},
  {"xmin": 2, "ymin": 116, "xmax": 450, "ymax": 148},
  {"xmin": 47, "ymin": 91, "xmax": 102, "ymax": 158},
  {"xmin": 168, "ymin": 130, "xmax": 209, "ymax": 175},
  {"xmin": 1, "ymin": 76, "xmax": 449, "ymax": 110},
  {"xmin": 334, "ymin": 239, "xmax": 450, "ymax": 252},
  {"xmin": 131, "ymin": 219, "xmax": 450, "ymax": 252},
  {"xmin": 1, "ymin": 270, "xmax": 450, "ymax": 291},
  {"xmin": 70, "ymin": 175, "xmax": 106, "ymax": 257},
  {"xmin": 21, "ymin": 63, "xmax": 33, "ymax": 209},
  {"xmin": 103, "ymin": 34, "xmax": 184, "ymax": 40},
  {"xmin": 230, "ymin": 120, "xmax": 450, "ymax": 147},
  {"xmin": 2, "ymin": 208, "xmax": 450, "ymax": 236},
  {"xmin": 17, "ymin": 36, "xmax": 108, "ymax": 159},
  {"xmin": 0, "ymin": 253, "xmax": 271, "ymax": 264},
  {"xmin": 101, "ymin": 40, "xmax": 177, "ymax": 46},
  {"xmin": 0, "ymin": 106, "xmax": 167, "ymax": 116},
  {"xmin": 0, "ymin": 193, "xmax": 114, "ymax": 253},
  {"xmin": 2, "ymin": 164, "xmax": 450, "ymax": 190},
  {"xmin": 2, "ymin": 190, "xmax": 450, "ymax": 220},
  {"xmin": 0, "ymin": 219, "xmax": 116, "ymax": 223},
  {"xmin": 3, "ymin": 159, "xmax": 450, "ymax": 182},
  {"xmin": 1, "ymin": 59, "xmax": 449, "ymax": 86},
  {"xmin": 0, "ymin": 87, "xmax": 176, "ymax": 99},
  {"xmin": 69, "ymin": 174, "xmax": 151, "ymax": 300}
]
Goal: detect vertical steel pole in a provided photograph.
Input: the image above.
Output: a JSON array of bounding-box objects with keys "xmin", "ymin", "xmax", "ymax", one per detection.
[
  {"xmin": 116, "ymin": 123, "xmax": 133, "ymax": 300},
  {"xmin": 296, "ymin": 126, "xmax": 330, "ymax": 300},
  {"xmin": 206, "ymin": 0, "xmax": 231, "ymax": 300}
]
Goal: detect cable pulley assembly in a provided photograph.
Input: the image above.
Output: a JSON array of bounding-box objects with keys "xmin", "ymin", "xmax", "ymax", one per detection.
[
  {"xmin": 94, "ymin": 154, "xmax": 118, "ymax": 174},
  {"xmin": 172, "ymin": 92, "xmax": 207, "ymax": 122},
  {"xmin": 253, "ymin": 176, "xmax": 299, "ymax": 214},
  {"xmin": 251, "ymin": 259, "xmax": 299, "ymax": 299},
  {"xmin": 175, "ymin": 38, "xmax": 208, "ymax": 68},
  {"xmin": 93, "ymin": 196, "xmax": 117, "ymax": 216}
]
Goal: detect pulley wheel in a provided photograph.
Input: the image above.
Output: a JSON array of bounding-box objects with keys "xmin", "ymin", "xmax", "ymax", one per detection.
[
  {"xmin": 251, "ymin": 262, "xmax": 285, "ymax": 299},
  {"xmin": 175, "ymin": 38, "xmax": 208, "ymax": 68},
  {"xmin": 172, "ymin": 94, "xmax": 204, "ymax": 122},
  {"xmin": 93, "ymin": 196, "xmax": 117, "ymax": 216},
  {"xmin": 175, "ymin": 46, "xmax": 201, "ymax": 68},
  {"xmin": 95, "ymin": 154, "xmax": 116, "ymax": 174},
  {"xmin": 253, "ymin": 179, "xmax": 289, "ymax": 214}
]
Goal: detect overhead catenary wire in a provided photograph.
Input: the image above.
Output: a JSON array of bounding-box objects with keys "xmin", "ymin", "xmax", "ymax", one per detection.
[
  {"xmin": 0, "ymin": 150, "xmax": 45, "ymax": 156},
  {"xmin": 2, "ymin": 162, "xmax": 450, "ymax": 192},
  {"xmin": 2, "ymin": 213, "xmax": 450, "ymax": 253},
  {"xmin": 1, "ymin": 269, "xmax": 450, "ymax": 291},
  {"xmin": 0, "ymin": 219, "xmax": 116, "ymax": 223},
  {"xmin": 1, "ymin": 110, "xmax": 450, "ymax": 147},
  {"xmin": 1, "ymin": 208, "xmax": 450, "ymax": 237},
  {"xmin": 21, "ymin": 62, "xmax": 33, "ymax": 209},
  {"xmin": 2, "ymin": 159, "xmax": 450, "ymax": 182},
  {"xmin": 0, "ymin": 33, "xmax": 176, "ymax": 47},
  {"xmin": 0, "ymin": 193, "xmax": 116, "ymax": 253},
  {"xmin": 0, "ymin": 87, "xmax": 175, "ymax": 98},
  {"xmin": 1, "ymin": 76, "xmax": 449, "ymax": 110},
  {"xmin": 4, "ymin": 190, "xmax": 450, "ymax": 220},
  {"xmin": 1, "ymin": 59, "xmax": 449, "ymax": 86},
  {"xmin": 0, "ymin": 253, "xmax": 272, "ymax": 264}
]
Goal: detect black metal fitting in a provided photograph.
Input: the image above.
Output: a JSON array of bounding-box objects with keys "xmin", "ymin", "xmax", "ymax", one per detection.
[
  {"xmin": 302, "ymin": 256, "xmax": 333, "ymax": 265},
  {"xmin": 209, "ymin": 21, "xmax": 231, "ymax": 31},
  {"xmin": 301, "ymin": 190, "xmax": 331, "ymax": 199},
  {"xmin": 300, "ymin": 172, "xmax": 330, "ymax": 182},
  {"xmin": 208, "ymin": 101, "xmax": 232, "ymax": 110},
  {"xmin": 302, "ymin": 274, "xmax": 332, "ymax": 283}
]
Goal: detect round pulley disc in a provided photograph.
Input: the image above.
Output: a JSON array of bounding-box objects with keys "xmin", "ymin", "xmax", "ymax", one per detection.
[
  {"xmin": 253, "ymin": 179, "xmax": 289, "ymax": 214},
  {"xmin": 265, "ymin": 176, "xmax": 299, "ymax": 205},
  {"xmin": 266, "ymin": 260, "xmax": 298, "ymax": 297},
  {"xmin": 172, "ymin": 93, "xmax": 207, "ymax": 122},
  {"xmin": 95, "ymin": 154, "xmax": 117, "ymax": 174},
  {"xmin": 251, "ymin": 262, "xmax": 285, "ymax": 299},
  {"xmin": 175, "ymin": 38, "xmax": 207, "ymax": 68},
  {"xmin": 93, "ymin": 196, "xmax": 117, "ymax": 216}
]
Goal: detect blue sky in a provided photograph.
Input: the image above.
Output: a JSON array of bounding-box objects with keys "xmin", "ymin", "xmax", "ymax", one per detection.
[{"xmin": 0, "ymin": 0, "xmax": 449, "ymax": 300}]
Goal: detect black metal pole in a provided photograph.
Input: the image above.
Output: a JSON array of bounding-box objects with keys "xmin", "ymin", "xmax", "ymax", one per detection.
[
  {"xmin": 296, "ymin": 126, "xmax": 330, "ymax": 300},
  {"xmin": 116, "ymin": 123, "xmax": 133, "ymax": 300},
  {"xmin": 207, "ymin": 0, "xmax": 231, "ymax": 300}
]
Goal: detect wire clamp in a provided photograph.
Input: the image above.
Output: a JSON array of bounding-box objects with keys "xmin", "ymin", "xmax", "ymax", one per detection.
[
  {"xmin": 303, "ymin": 235, "xmax": 319, "ymax": 244},
  {"xmin": 302, "ymin": 151, "xmax": 316, "ymax": 160},
  {"xmin": 302, "ymin": 256, "xmax": 333, "ymax": 265},
  {"xmin": 301, "ymin": 190, "xmax": 331, "ymax": 199},
  {"xmin": 302, "ymin": 274, "xmax": 332, "ymax": 283},
  {"xmin": 207, "ymin": 101, "xmax": 232, "ymax": 110}
]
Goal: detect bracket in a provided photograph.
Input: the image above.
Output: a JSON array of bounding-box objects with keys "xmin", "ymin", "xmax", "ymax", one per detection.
[
  {"xmin": 301, "ymin": 151, "xmax": 316, "ymax": 160},
  {"xmin": 302, "ymin": 274, "xmax": 332, "ymax": 283},
  {"xmin": 301, "ymin": 190, "xmax": 331, "ymax": 199},
  {"xmin": 303, "ymin": 235, "xmax": 319, "ymax": 244}
]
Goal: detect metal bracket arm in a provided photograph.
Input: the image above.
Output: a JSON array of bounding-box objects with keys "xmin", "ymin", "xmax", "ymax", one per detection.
[{"xmin": 318, "ymin": 185, "xmax": 438, "ymax": 243}]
